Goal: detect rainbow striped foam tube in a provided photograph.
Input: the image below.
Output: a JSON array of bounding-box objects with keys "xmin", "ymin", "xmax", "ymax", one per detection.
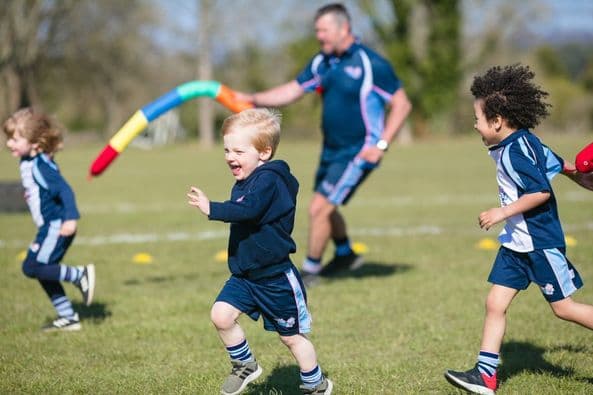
[{"xmin": 89, "ymin": 80, "xmax": 253, "ymax": 177}]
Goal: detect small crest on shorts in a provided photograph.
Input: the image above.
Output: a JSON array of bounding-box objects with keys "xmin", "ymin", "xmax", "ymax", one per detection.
[
  {"xmin": 541, "ymin": 283, "xmax": 555, "ymax": 295},
  {"xmin": 275, "ymin": 317, "xmax": 296, "ymax": 328},
  {"xmin": 30, "ymin": 243, "xmax": 40, "ymax": 253}
]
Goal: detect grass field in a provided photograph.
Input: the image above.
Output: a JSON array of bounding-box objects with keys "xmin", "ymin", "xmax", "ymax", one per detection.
[{"xmin": 1, "ymin": 134, "xmax": 592, "ymax": 394}]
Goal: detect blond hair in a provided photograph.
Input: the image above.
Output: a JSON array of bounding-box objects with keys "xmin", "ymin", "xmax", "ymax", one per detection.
[
  {"xmin": 221, "ymin": 108, "xmax": 281, "ymax": 159},
  {"xmin": 2, "ymin": 108, "xmax": 64, "ymax": 155}
]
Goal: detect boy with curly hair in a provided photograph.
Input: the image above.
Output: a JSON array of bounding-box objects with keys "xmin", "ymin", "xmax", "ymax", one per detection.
[{"xmin": 444, "ymin": 64, "xmax": 593, "ymax": 394}]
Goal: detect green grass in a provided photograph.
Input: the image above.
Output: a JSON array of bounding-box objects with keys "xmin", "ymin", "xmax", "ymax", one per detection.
[{"xmin": 1, "ymin": 134, "xmax": 592, "ymax": 394}]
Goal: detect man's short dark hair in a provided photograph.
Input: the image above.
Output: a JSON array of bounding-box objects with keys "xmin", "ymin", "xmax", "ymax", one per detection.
[{"xmin": 315, "ymin": 3, "xmax": 351, "ymax": 27}]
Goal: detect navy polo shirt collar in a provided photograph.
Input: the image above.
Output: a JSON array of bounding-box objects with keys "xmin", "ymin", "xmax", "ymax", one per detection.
[
  {"xmin": 323, "ymin": 40, "xmax": 360, "ymax": 63},
  {"xmin": 489, "ymin": 129, "xmax": 530, "ymax": 151}
]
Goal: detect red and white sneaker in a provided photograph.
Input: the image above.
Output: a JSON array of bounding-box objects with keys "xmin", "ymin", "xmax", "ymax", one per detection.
[{"xmin": 444, "ymin": 364, "xmax": 497, "ymax": 394}]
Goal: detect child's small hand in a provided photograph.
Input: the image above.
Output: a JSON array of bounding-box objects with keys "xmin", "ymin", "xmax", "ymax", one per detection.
[
  {"xmin": 187, "ymin": 186, "xmax": 210, "ymax": 216},
  {"xmin": 60, "ymin": 219, "xmax": 77, "ymax": 236},
  {"xmin": 478, "ymin": 207, "xmax": 506, "ymax": 231}
]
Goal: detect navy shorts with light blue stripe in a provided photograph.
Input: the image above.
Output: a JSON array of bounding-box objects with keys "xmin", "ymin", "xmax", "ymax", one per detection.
[
  {"xmin": 29, "ymin": 220, "xmax": 74, "ymax": 265},
  {"xmin": 216, "ymin": 265, "xmax": 312, "ymax": 336},
  {"xmin": 314, "ymin": 156, "xmax": 378, "ymax": 205},
  {"xmin": 488, "ymin": 246, "xmax": 583, "ymax": 302}
]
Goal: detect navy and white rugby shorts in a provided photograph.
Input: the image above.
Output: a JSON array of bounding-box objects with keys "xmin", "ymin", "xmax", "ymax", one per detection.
[
  {"xmin": 216, "ymin": 266, "xmax": 311, "ymax": 336},
  {"xmin": 488, "ymin": 246, "xmax": 583, "ymax": 302}
]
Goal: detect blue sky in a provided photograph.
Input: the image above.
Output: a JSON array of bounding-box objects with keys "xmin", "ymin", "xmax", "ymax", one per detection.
[
  {"xmin": 545, "ymin": 0, "xmax": 593, "ymax": 32},
  {"xmin": 155, "ymin": 0, "xmax": 593, "ymax": 54}
]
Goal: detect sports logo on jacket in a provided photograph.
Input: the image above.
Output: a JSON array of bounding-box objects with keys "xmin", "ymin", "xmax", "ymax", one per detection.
[{"xmin": 344, "ymin": 66, "xmax": 362, "ymax": 79}]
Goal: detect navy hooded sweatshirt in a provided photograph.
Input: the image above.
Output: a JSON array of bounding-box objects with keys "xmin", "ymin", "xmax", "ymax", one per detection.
[{"xmin": 208, "ymin": 160, "xmax": 299, "ymax": 280}]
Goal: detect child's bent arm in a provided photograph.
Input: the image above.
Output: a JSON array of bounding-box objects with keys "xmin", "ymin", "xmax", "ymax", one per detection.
[
  {"xmin": 479, "ymin": 192, "xmax": 550, "ymax": 230},
  {"xmin": 187, "ymin": 187, "xmax": 211, "ymax": 216},
  {"xmin": 502, "ymin": 191, "xmax": 550, "ymax": 218},
  {"xmin": 208, "ymin": 175, "xmax": 278, "ymax": 223}
]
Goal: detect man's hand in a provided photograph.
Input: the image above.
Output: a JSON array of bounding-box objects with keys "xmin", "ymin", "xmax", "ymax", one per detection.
[
  {"xmin": 357, "ymin": 145, "xmax": 385, "ymax": 164},
  {"xmin": 232, "ymin": 91, "xmax": 255, "ymax": 105}
]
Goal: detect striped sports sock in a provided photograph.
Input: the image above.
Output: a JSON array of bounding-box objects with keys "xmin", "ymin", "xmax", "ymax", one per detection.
[
  {"xmin": 52, "ymin": 295, "xmax": 75, "ymax": 318},
  {"xmin": 334, "ymin": 237, "xmax": 353, "ymax": 257},
  {"xmin": 301, "ymin": 365, "xmax": 324, "ymax": 389},
  {"xmin": 477, "ymin": 350, "xmax": 499, "ymax": 377},
  {"xmin": 59, "ymin": 265, "xmax": 83, "ymax": 283},
  {"xmin": 302, "ymin": 257, "xmax": 322, "ymax": 274},
  {"xmin": 226, "ymin": 339, "xmax": 254, "ymax": 362}
]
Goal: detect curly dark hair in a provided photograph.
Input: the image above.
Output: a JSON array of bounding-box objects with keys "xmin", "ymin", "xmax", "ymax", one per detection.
[{"xmin": 470, "ymin": 64, "xmax": 551, "ymax": 130}]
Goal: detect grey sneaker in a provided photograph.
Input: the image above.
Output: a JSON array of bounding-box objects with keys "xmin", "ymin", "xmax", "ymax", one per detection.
[
  {"xmin": 76, "ymin": 264, "xmax": 95, "ymax": 306},
  {"xmin": 221, "ymin": 359, "xmax": 262, "ymax": 395},
  {"xmin": 42, "ymin": 313, "xmax": 81, "ymax": 332},
  {"xmin": 300, "ymin": 377, "xmax": 333, "ymax": 394}
]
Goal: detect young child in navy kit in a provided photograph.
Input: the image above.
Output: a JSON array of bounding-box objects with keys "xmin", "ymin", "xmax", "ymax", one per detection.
[
  {"xmin": 187, "ymin": 108, "xmax": 332, "ymax": 395},
  {"xmin": 3, "ymin": 108, "xmax": 95, "ymax": 331},
  {"xmin": 444, "ymin": 65, "xmax": 593, "ymax": 394}
]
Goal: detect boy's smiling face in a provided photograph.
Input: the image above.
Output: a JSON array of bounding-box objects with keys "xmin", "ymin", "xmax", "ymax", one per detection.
[
  {"xmin": 473, "ymin": 99, "xmax": 502, "ymax": 147},
  {"xmin": 223, "ymin": 129, "xmax": 271, "ymax": 181}
]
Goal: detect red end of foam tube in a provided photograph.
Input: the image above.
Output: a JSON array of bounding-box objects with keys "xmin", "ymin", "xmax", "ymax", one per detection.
[
  {"xmin": 575, "ymin": 142, "xmax": 593, "ymax": 173},
  {"xmin": 89, "ymin": 145, "xmax": 119, "ymax": 177}
]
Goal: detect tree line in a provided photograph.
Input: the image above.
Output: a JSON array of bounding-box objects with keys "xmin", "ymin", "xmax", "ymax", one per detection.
[{"xmin": 1, "ymin": 0, "xmax": 592, "ymax": 143}]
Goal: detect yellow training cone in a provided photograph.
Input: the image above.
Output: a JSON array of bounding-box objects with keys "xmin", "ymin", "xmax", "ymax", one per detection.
[
  {"xmin": 565, "ymin": 235, "xmax": 577, "ymax": 247},
  {"xmin": 215, "ymin": 250, "xmax": 228, "ymax": 262},
  {"xmin": 16, "ymin": 250, "xmax": 27, "ymax": 260},
  {"xmin": 476, "ymin": 238, "xmax": 498, "ymax": 251},
  {"xmin": 352, "ymin": 242, "xmax": 369, "ymax": 254},
  {"xmin": 132, "ymin": 253, "xmax": 153, "ymax": 264}
]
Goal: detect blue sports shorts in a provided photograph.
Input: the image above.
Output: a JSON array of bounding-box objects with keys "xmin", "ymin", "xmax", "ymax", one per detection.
[
  {"xmin": 30, "ymin": 220, "xmax": 74, "ymax": 265},
  {"xmin": 488, "ymin": 246, "xmax": 583, "ymax": 302},
  {"xmin": 216, "ymin": 266, "xmax": 311, "ymax": 336},
  {"xmin": 314, "ymin": 156, "xmax": 378, "ymax": 205}
]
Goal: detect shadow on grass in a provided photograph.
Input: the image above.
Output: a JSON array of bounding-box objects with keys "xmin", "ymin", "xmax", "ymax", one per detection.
[
  {"xmin": 123, "ymin": 272, "xmax": 201, "ymax": 286},
  {"xmin": 323, "ymin": 261, "xmax": 413, "ymax": 280},
  {"xmin": 72, "ymin": 302, "xmax": 111, "ymax": 323},
  {"xmin": 246, "ymin": 364, "xmax": 307, "ymax": 395},
  {"xmin": 500, "ymin": 341, "xmax": 593, "ymax": 386}
]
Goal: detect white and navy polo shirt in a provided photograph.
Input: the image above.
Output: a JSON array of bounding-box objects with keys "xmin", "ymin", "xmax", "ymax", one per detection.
[
  {"xmin": 488, "ymin": 129, "xmax": 565, "ymax": 252},
  {"xmin": 20, "ymin": 153, "xmax": 80, "ymax": 230}
]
